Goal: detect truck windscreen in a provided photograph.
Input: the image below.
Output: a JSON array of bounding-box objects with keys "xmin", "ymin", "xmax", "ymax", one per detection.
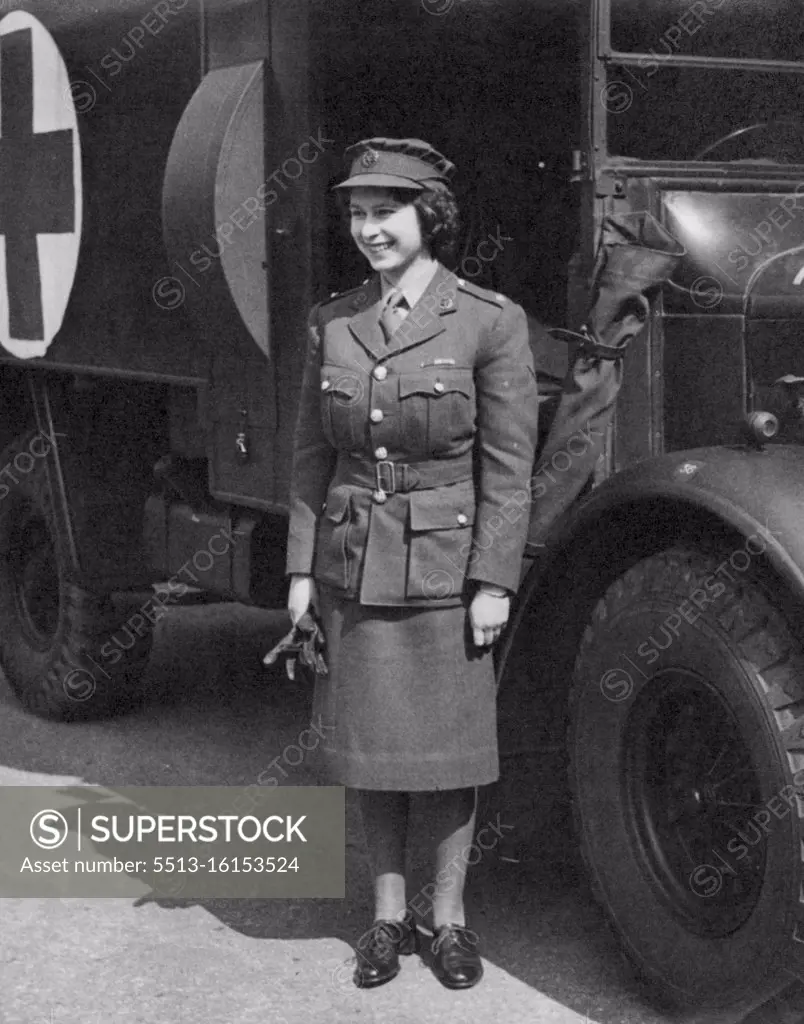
[
  {"xmin": 605, "ymin": 0, "xmax": 804, "ymax": 163},
  {"xmin": 611, "ymin": 0, "xmax": 801, "ymax": 63},
  {"xmin": 605, "ymin": 65, "xmax": 804, "ymax": 163}
]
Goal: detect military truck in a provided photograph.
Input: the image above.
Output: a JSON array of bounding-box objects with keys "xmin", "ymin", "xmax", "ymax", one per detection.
[{"xmin": 4, "ymin": 0, "xmax": 804, "ymax": 1011}]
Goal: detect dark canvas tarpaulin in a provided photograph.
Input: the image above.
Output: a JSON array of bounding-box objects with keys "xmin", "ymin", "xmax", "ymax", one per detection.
[{"xmin": 527, "ymin": 212, "xmax": 686, "ymax": 545}]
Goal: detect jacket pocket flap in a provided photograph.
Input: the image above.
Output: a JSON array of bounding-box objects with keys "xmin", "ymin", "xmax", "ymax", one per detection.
[
  {"xmin": 408, "ymin": 483, "xmax": 475, "ymax": 531},
  {"xmin": 321, "ymin": 366, "xmax": 363, "ymax": 401},
  {"xmin": 323, "ymin": 486, "xmax": 351, "ymax": 523},
  {"xmin": 399, "ymin": 370, "xmax": 474, "ymax": 399}
]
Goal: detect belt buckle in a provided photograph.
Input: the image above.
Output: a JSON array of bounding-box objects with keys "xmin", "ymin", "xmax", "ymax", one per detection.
[{"xmin": 375, "ymin": 460, "xmax": 396, "ymax": 495}]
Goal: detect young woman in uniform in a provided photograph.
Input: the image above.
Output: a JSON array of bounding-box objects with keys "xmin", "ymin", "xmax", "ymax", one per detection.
[{"xmin": 285, "ymin": 137, "xmax": 538, "ymax": 990}]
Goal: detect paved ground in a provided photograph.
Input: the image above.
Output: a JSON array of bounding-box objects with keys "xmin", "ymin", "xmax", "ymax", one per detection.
[{"xmin": 0, "ymin": 602, "xmax": 802, "ymax": 1024}]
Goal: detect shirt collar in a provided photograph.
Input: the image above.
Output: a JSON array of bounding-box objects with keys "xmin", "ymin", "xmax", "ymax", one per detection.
[{"xmin": 380, "ymin": 259, "xmax": 440, "ymax": 309}]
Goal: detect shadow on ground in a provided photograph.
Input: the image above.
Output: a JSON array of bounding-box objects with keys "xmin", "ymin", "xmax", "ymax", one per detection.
[{"xmin": 0, "ymin": 601, "xmax": 790, "ymax": 1024}]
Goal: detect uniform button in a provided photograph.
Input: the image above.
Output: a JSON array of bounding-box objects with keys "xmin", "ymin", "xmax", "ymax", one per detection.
[
  {"xmin": 457, "ymin": 513, "xmax": 468, "ymax": 525},
  {"xmin": 434, "ymin": 381, "xmax": 445, "ymax": 393},
  {"xmin": 374, "ymin": 446, "xmax": 388, "ymax": 460},
  {"xmin": 370, "ymin": 408, "xmax": 384, "ymax": 423},
  {"xmin": 373, "ymin": 366, "xmax": 388, "ymax": 381},
  {"xmin": 321, "ymin": 379, "xmax": 331, "ymax": 391},
  {"xmin": 372, "ymin": 490, "xmax": 387, "ymax": 504}
]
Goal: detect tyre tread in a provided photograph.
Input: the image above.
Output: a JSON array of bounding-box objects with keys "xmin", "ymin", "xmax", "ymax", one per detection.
[
  {"xmin": 0, "ymin": 431, "xmax": 152, "ymax": 721},
  {"xmin": 569, "ymin": 546, "xmax": 804, "ymax": 1006}
]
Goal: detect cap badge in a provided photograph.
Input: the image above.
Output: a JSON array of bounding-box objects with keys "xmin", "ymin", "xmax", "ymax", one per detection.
[{"xmin": 361, "ymin": 149, "xmax": 379, "ymax": 169}]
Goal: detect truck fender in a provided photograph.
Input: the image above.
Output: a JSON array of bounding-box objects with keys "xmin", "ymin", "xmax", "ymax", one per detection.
[{"xmin": 497, "ymin": 444, "xmax": 804, "ymax": 740}]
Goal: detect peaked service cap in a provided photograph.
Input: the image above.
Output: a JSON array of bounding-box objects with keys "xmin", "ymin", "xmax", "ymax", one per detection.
[{"xmin": 333, "ymin": 137, "xmax": 456, "ymax": 191}]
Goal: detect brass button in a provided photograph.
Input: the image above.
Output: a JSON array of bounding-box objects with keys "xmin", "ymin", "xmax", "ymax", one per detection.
[
  {"xmin": 373, "ymin": 366, "xmax": 388, "ymax": 381},
  {"xmin": 374, "ymin": 446, "xmax": 388, "ymax": 460},
  {"xmin": 434, "ymin": 381, "xmax": 445, "ymax": 394},
  {"xmin": 457, "ymin": 513, "xmax": 468, "ymax": 525},
  {"xmin": 370, "ymin": 408, "xmax": 384, "ymax": 423},
  {"xmin": 372, "ymin": 489, "xmax": 387, "ymax": 504},
  {"xmin": 321, "ymin": 379, "xmax": 331, "ymax": 391}
]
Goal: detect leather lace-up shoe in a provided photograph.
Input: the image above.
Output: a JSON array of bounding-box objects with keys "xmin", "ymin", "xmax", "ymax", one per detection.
[
  {"xmin": 353, "ymin": 911, "xmax": 420, "ymax": 988},
  {"xmin": 431, "ymin": 924, "xmax": 483, "ymax": 989}
]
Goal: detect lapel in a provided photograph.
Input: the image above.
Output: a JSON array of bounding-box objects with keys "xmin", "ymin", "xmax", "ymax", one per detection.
[
  {"xmin": 346, "ymin": 276, "xmax": 384, "ymax": 361},
  {"xmin": 348, "ymin": 263, "xmax": 458, "ymax": 361}
]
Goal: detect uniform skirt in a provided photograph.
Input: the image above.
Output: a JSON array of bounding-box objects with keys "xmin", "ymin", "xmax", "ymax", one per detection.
[{"xmin": 311, "ymin": 584, "xmax": 499, "ymax": 791}]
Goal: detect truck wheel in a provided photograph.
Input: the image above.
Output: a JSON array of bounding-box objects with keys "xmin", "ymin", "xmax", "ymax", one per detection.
[
  {"xmin": 570, "ymin": 546, "xmax": 804, "ymax": 1009},
  {"xmin": 0, "ymin": 433, "xmax": 152, "ymax": 720}
]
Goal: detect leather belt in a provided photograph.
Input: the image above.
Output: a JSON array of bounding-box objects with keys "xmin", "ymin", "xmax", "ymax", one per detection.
[{"xmin": 334, "ymin": 452, "xmax": 473, "ymax": 495}]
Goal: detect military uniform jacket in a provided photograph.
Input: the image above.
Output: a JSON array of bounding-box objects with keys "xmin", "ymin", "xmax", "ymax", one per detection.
[{"xmin": 286, "ymin": 263, "xmax": 538, "ymax": 607}]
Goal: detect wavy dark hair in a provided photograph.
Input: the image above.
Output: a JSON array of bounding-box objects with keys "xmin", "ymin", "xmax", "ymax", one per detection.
[{"xmin": 339, "ymin": 185, "xmax": 460, "ymax": 264}]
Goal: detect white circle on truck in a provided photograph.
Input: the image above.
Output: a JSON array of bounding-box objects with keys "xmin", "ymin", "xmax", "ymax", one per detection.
[{"xmin": 0, "ymin": 12, "xmax": 82, "ymax": 359}]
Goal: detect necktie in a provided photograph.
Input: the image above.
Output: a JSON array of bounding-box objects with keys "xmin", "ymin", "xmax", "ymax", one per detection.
[{"xmin": 379, "ymin": 290, "xmax": 407, "ymax": 344}]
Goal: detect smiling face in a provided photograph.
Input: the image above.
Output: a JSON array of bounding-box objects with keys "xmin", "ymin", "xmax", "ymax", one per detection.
[{"xmin": 348, "ymin": 186, "xmax": 430, "ymax": 278}]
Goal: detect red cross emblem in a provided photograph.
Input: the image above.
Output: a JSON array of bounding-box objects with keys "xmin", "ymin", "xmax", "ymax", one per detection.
[{"xmin": 0, "ymin": 13, "xmax": 82, "ymax": 359}]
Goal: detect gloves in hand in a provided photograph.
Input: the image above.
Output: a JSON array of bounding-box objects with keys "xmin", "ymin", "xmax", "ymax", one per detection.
[{"xmin": 262, "ymin": 612, "xmax": 328, "ymax": 680}]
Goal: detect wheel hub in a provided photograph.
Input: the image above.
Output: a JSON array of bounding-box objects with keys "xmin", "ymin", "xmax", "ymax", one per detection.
[
  {"xmin": 9, "ymin": 507, "xmax": 60, "ymax": 647},
  {"xmin": 625, "ymin": 670, "xmax": 765, "ymax": 937}
]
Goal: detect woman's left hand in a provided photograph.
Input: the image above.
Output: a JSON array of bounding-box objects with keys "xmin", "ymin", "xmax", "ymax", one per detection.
[{"xmin": 469, "ymin": 589, "xmax": 511, "ymax": 647}]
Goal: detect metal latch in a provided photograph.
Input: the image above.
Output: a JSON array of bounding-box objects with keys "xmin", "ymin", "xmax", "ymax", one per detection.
[
  {"xmin": 235, "ymin": 408, "xmax": 250, "ymax": 464},
  {"xmin": 570, "ymin": 149, "xmax": 587, "ymax": 183}
]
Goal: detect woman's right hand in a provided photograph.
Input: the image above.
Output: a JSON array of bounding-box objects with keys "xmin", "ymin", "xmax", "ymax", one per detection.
[{"xmin": 288, "ymin": 574, "xmax": 318, "ymax": 626}]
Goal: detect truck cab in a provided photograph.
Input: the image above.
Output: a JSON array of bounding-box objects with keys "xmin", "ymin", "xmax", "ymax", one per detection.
[{"xmin": 502, "ymin": 0, "xmax": 804, "ymax": 1011}]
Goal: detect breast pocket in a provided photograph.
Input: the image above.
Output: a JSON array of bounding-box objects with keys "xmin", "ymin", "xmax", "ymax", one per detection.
[
  {"xmin": 406, "ymin": 481, "xmax": 476, "ymax": 600},
  {"xmin": 398, "ymin": 369, "xmax": 475, "ymax": 456},
  {"xmin": 320, "ymin": 365, "xmax": 366, "ymax": 451}
]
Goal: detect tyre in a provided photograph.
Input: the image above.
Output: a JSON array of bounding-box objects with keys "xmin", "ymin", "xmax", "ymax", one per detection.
[
  {"xmin": 0, "ymin": 432, "xmax": 152, "ymax": 720},
  {"xmin": 569, "ymin": 546, "xmax": 804, "ymax": 1009}
]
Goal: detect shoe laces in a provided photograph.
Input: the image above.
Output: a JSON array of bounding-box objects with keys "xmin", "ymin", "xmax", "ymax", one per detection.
[
  {"xmin": 432, "ymin": 925, "xmax": 479, "ymax": 955},
  {"xmin": 356, "ymin": 919, "xmax": 407, "ymax": 958}
]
